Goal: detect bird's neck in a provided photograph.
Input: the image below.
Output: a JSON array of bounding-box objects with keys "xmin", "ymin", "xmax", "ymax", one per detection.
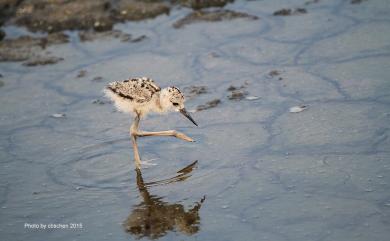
[
  {"xmin": 156, "ymin": 89, "xmax": 171, "ymax": 112},
  {"xmin": 155, "ymin": 94, "xmax": 163, "ymax": 112}
]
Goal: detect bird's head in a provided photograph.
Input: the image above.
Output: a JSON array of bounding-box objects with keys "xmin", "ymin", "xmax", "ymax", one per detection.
[{"xmin": 160, "ymin": 87, "xmax": 198, "ymax": 126}]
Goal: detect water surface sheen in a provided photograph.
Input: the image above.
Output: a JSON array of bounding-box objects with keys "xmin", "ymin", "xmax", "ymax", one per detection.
[{"xmin": 1, "ymin": 0, "xmax": 390, "ymax": 240}]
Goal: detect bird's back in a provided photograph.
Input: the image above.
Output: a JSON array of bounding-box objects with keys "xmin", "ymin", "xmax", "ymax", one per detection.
[
  {"xmin": 105, "ymin": 77, "xmax": 161, "ymax": 114},
  {"xmin": 106, "ymin": 77, "xmax": 161, "ymax": 103}
]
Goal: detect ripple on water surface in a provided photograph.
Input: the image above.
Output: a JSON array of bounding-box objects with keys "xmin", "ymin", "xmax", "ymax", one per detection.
[
  {"xmin": 46, "ymin": 138, "xmax": 134, "ymax": 190},
  {"xmin": 45, "ymin": 135, "xmax": 230, "ymax": 193}
]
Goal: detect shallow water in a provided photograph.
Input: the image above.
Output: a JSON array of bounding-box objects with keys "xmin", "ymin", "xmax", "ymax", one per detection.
[{"xmin": 1, "ymin": 0, "xmax": 390, "ymax": 240}]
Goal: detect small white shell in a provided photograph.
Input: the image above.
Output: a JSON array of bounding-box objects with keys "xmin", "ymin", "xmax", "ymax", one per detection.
[
  {"xmin": 245, "ymin": 96, "xmax": 261, "ymax": 100},
  {"xmin": 289, "ymin": 105, "xmax": 307, "ymax": 113},
  {"xmin": 51, "ymin": 113, "xmax": 66, "ymax": 118}
]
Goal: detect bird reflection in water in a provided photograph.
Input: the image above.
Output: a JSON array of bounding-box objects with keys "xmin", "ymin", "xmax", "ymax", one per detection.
[{"xmin": 123, "ymin": 160, "xmax": 206, "ymax": 239}]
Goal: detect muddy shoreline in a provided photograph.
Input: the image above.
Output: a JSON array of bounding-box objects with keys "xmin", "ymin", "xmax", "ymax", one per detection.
[
  {"xmin": 0, "ymin": 0, "xmax": 255, "ymax": 65},
  {"xmin": 0, "ymin": 0, "xmax": 234, "ymax": 33}
]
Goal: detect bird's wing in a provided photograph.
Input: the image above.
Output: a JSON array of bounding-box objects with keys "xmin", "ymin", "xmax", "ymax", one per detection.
[{"xmin": 106, "ymin": 77, "xmax": 161, "ymax": 103}]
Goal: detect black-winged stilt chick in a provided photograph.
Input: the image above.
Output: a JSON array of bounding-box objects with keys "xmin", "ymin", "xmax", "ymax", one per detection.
[{"xmin": 104, "ymin": 77, "xmax": 198, "ymax": 169}]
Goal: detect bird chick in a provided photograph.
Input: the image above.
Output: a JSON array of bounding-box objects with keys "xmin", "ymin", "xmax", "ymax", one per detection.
[{"xmin": 104, "ymin": 77, "xmax": 197, "ymax": 169}]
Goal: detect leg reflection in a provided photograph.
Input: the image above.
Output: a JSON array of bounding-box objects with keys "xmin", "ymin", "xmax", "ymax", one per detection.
[{"xmin": 123, "ymin": 161, "xmax": 206, "ymax": 239}]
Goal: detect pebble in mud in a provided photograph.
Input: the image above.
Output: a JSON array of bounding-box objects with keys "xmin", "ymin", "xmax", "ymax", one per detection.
[
  {"xmin": 77, "ymin": 70, "xmax": 87, "ymax": 78},
  {"xmin": 178, "ymin": 0, "xmax": 234, "ymax": 9},
  {"xmin": 267, "ymin": 70, "xmax": 284, "ymax": 81},
  {"xmin": 226, "ymin": 84, "xmax": 247, "ymax": 91},
  {"xmin": 273, "ymin": 8, "xmax": 307, "ymax": 16},
  {"xmin": 79, "ymin": 30, "xmax": 130, "ymax": 42},
  {"xmin": 184, "ymin": 85, "xmax": 208, "ymax": 98},
  {"xmin": 130, "ymin": 35, "xmax": 148, "ymax": 43},
  {"xmin": 350, "ymin": 0, "xmax": 367, "ymax": 4},
  {"xmin": 173, "ymin": 9, "xmax": 258, "ymax": 28},
  {"xmin": 227, "ymin": 85, "xmax": 238, "ymax": 91},
  {"xmin": 91, "ymin": 76, "xmax": 104, "ymax": 82},
  {"xmin": 196, "ymin": 99, "xmax": 221, "ymax": 112},
  {"xmin": 228, "ymin": 90, "xmax": 248, "ymax": 100},
  {"xmin": 268, "ymin": 70, "xmax": 281, "ymax": 77},
  {"xmin": 226, "ymin": 85, "xmax": 248, "ymax": 100},
  {"xmin": 78, "ymin": 30, "xmax": 147, "ymax": 43},
  {"xmin": 305, "ymin": 0, "xmax": 321, "ymax": 5},
  {"xmin": 92, "ymin": 99, "xmax": 106, "ymax": 105}
]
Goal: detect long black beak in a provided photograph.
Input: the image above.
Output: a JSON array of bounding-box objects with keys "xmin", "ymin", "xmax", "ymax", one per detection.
[{"xmin": 180, "ymin": 108, "xmax": 198, "ymax": 126}]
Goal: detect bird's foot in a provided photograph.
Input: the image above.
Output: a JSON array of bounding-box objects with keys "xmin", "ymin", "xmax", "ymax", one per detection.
[{"xmin": 174, "ymin": 131, "xmax": 195, "ymax": 142}]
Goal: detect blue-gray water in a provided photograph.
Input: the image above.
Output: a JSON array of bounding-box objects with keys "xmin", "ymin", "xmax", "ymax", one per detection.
[{"xmin": 1, "ymin": 0, "xmax": 390, "ymax": 240}]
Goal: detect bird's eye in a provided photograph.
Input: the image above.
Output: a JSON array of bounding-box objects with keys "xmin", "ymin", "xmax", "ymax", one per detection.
[{"xmin": 172, "ymin": 103, "xmax": 179, "ymax": 106}]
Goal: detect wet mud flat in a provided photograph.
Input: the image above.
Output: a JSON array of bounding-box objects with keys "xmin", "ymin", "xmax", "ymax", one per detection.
[{"xmin": 1, "ymin": 0, "xmax": 390, "ymax": 241}]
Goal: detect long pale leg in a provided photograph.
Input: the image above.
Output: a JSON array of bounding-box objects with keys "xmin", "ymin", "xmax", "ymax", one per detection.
[
  {"xmin": 131, "ymin": 135, "xmax": 141, "ymax": 169},
  {"xmin": 135, "ymin": 130, "xmax": 194, "ymax": 142},
  {"xmin": 130, "ymin": 113, "xmax": 194, "ymax": 169},
  {"xmin": 130, "ymin": 114, "xmax": 142, "ymax": 169}
]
